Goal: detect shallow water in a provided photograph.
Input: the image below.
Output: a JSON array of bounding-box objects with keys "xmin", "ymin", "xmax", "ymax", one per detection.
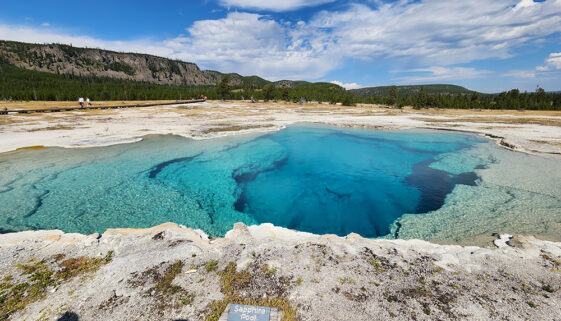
[{"xmin": 1, "ymin": 125, "xmax": 560, "ymax": 243}]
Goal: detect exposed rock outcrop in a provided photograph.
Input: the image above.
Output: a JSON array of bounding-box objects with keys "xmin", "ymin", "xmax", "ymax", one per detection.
[{"xmin": 0, "ymin": 40, "xmax": 265, "ymax": 87}]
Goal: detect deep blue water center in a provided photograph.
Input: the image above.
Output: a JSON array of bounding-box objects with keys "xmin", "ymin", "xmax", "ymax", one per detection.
[{"xmin": 0, "ymin": 126, "xmax": 488, "ymax": 237}]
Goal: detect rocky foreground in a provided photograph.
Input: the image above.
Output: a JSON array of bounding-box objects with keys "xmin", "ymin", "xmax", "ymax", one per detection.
[{"xmin": 1, "ymin": 223, "xmax": 561, "ymax": 320}]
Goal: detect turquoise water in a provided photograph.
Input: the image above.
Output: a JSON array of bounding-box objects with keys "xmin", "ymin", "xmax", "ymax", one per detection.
[{"xmin": 1, "ymin": 125, "xmax": 560, "ymax": 242}]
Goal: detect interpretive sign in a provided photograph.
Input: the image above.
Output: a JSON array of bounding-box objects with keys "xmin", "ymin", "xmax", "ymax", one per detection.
[{"xmin": 227, "ymin": 304, "xmax": 271, "ymax": 321}]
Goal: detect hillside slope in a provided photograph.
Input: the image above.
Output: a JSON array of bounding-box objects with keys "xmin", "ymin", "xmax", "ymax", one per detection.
[
  {"xmin": 0, "ymin": 62, "xmax": 216, "ymax": 101},
  {"xmin": 0, "ymin": 40, "xmax": 267, "ymax": 87}
]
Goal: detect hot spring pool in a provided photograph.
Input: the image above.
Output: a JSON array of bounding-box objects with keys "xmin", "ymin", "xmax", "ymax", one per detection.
[{"xmin": 1, "ymin": 125, "xmax": 560, "ymax": 244}]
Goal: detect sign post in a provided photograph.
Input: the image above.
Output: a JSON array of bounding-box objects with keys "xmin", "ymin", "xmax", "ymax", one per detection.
[{"xmin": 218, "ymin": 303, "xmax": 280, "ymax": 321}]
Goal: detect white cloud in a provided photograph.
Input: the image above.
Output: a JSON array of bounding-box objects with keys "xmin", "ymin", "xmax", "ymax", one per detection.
[
  {"xmin": 547, "ymin": 52, "xmax": 561, "ymax": 69},
  {"xmin": 532, "ymin": 52, "xmax": 561, "ymax": 72},
  {"xmin": 503, "ymin": 69, "xmax": 536, "ymax": 78},
  {"xmin": 396, "ymin": 66, "xmax": 492, "ymax": 83},
  {"xmin": 505, "ymin": 52, "xmax": 561, "ymax": 79},
  {"xmin": 0, "ymin": 24, "xmax": 176, "ymax": 58},
  {"xmin": 514, "ymin": 0, "xmax": 537, "ymax": 10},
  {"xmin": 218, "ymin": 0, "xmax": 335, "ymax": 12},
  {"xmin": 40, "ymin": 23, "xmax": 50, "ymax": 27},
  {"xmin": 536, "ymin": 65, "xmax": 549, "ymax": 72},
  {"xmin": 541, "ymin": 52, "xmax": 561, "ymax": 70},
  {"xmin": 1, "ymin": 0, "xmax": 561, "ymax": 82},
  {"xmin": 0, "ymin": 14, "xmax": 338, "ymax": 81},
  {"xmin": 330, "ymin": 80, "xmax": 362, "ymax": 90},
  {"xmin": 310, "ymin": 0, "xmax": 561, "ymax": 65},
  {"xmin": 165, "ymin": 12, "xmax": 339, "ymax": 79},
  {"xmin": 170, "ymin": 0, "xmax": 561, "ymax": 79}
]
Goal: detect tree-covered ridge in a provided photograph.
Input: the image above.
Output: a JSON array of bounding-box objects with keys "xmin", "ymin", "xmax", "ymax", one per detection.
[
  {"xmin": 0, "ymin": 62, "xmax": 348, "ymax": 102},
  {"xmin": 350, "ymin": 84, "xmax": 473, "ymax": 96},
  {"xmin": 2, "ymin": 61, "xmax": 560, "ymax": 109},
  {"xmin": 216, "ymin": 75, "xmax": 349, "ymax": 102},
  {"xmin": 0, "ymin": 62, "xmax": 211, "ymax": 101},
  {"xmin": 361, "ymin": 86, "xmax": 561, "ymax": 110}
]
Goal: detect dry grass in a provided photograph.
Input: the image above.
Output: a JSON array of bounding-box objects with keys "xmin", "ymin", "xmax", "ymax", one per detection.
[
  {"xmin": 2, "ymin": 100, "xmax": 561, "ymax": 135},
  {"xmin": 202, "ymin": 124, "xmax": 274, "ymax": 134},
  {"xmin": 425, "ymin": 122, "xmax": 463, "ymax": 128},
  {"xmin": 70, "ymin": 109, "xmax": 119, "ymax": 116},
  {"xmin": 28, "ymin": 125, "xmax": 76, "ymax": 131},
  {"xmin": 0, "ymin": 100, "xmax": 182, "ymax": 111},
  {"xmin": 14, "ymin": 146, "xmax": 46, "ymax": 151},
  {"xmin": 413, "ymin": 116, "xmax": 561, "ymax": 127},
  {"xmin": 0, "ymin": 118, "xmax": 28, "ymax": 126},
  {"xmin": 207, "ymin": 101, "xmax": 561, "ymax": 117},
  {"xmin": 217, "ymin": 100, "xmax": 348, "ymax": 111},
  {"xmin": 399, "ymin": 106, "xmax": 561, "ymax": 117},
  {"xmin": 2, "ymin": 100, "xmax": 561, "ymax": 116},
  {"xmin": 531, "ymin": 140, "xmax": 561, "ymax": 147},
  {"xmin": 172, "ymin": 105, "xmax": 279, "ymax": 118},
  {"xmin": 0, "ymin": 252, "xmax": 112, "ymax": 320}
]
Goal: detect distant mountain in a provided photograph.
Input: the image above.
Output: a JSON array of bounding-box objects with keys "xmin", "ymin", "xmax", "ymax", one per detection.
[
  {"xmin": 272, "ymin": 80, "xmax": 342, "ymax": 91},
  {"xmin": 0, "ymin": 46, "xmax": 345, "ymax": 102},
  {"xmin": 350, "ymin": 84, "xmax": 474, "ymax": 96},
  {"xmin": 3, "ymin": 40, "xmax": 499, "ymax": 104},
  {"xmin": 2, "ymin": 40, "xmax": 481, "ymax": 98},
  {"xmin": 0, "ymin": 40, "xmax": 267, "ymax": 88},
  {"xmin": 272, "ymin": 80, "xmax": 321, "ymax": 88}
]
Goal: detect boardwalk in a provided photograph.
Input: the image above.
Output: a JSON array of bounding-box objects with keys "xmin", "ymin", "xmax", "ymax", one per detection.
[{"xmin": 0, "ymin": 100, "xmax": 205, "ymax": 115}]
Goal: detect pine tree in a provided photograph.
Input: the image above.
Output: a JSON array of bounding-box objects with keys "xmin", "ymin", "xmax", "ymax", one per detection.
[
  {"xmin": 263, "ymin": 84, "xmax": 274, "ymax": 101},
  {"xmin": 388, "ymin": 85, "xmax": 398, "ymax": 106},
  {"xmin": 216, "ymin": 75, "xmax": 231, "ymax": 99}
]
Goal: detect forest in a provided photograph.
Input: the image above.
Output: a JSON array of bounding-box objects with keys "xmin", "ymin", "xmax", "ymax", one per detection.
[
  {"xmin": 359, "ymin": 85, "xmax": 561, "ymax": 110},
  {"xmin": 1, "ymin": 61, "xmax": 560, "ymax": 110},
  {"xmin": 0, "ymin": 62, "xmax": 350, "ymax": 103}
]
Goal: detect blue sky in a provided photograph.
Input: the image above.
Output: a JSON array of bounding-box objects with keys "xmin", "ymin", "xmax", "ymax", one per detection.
[{"xmin": 1, "ymin": 0, "xmax": 560, "ymax": 93}]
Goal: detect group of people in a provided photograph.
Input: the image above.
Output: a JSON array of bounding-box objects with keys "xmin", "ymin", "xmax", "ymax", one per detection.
[{"xmin": 78, "ymin": 97, "xmax": 92, "ymax": 108}]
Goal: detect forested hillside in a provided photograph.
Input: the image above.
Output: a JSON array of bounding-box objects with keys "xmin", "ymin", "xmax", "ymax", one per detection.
[
  {"xmin": 0, "ymin": 61, "xmax": 349, "ymax": 102},
  {"xmin": 350, "ymin": 84, "xmax": 473, "ymax": 96},
  {"xmin": 0, "ymin": 40, "xmax": 349, "ymax": 102},
  {"xmin": 1, "ymin": 40, "xmax": 560, "ymax": 109},
  {"xmin": 358, "ymin": 85, "xmax": 561, "ymax": 110},
  {"xmin": 0, "ymin": 62, "xmax": 211, "ymax": 101}
]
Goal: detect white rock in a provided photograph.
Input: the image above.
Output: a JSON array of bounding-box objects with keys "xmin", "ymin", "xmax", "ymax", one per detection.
[{"xmin": 493, "ymin": 234, "xmax": 513, "ymax": 248}]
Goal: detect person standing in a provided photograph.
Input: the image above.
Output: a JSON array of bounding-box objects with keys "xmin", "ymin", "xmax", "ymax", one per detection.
[
  {"xmin": 78, "ymin": 97, "xmax": 84, "ymax": 108},
  {"xmin": 86, "ymin": 98, "xmax": 91, "ymax": 106}
]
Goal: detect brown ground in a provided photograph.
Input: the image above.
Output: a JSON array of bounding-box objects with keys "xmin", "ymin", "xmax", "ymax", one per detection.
[
  {"xmin": 2, "ymin": 100, "xmax": 560, "ymax": 116},
  {"xmin": 0, "ymin": 100, "xmax": 182, "ymax": 111},
  {"xmin": 403, "ymin": 107, "xmax": 561, "ymax": 116},
  {"xmin": 413, "ymin": 117, "xmax": 561, "ymax": 127},
  {"xmin": 1, "ymin": 100, "xmax": 560, "ymax": 141}
]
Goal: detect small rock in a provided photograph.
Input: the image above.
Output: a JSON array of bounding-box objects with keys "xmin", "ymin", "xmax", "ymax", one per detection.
[
  {"xmin": 506, "ymin": 235, "xmax": 533, "ymax": 249},
  {"xmin": 225, "ymin": 223, "xmax": 253, "ymax": 244},
  {"xmin": 494, "ymin": 234, "xmax": 513, "ymax": 248},
  {"xmin": 194, "ymin": 229, "xmax": 209, "ymax": 241}
]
